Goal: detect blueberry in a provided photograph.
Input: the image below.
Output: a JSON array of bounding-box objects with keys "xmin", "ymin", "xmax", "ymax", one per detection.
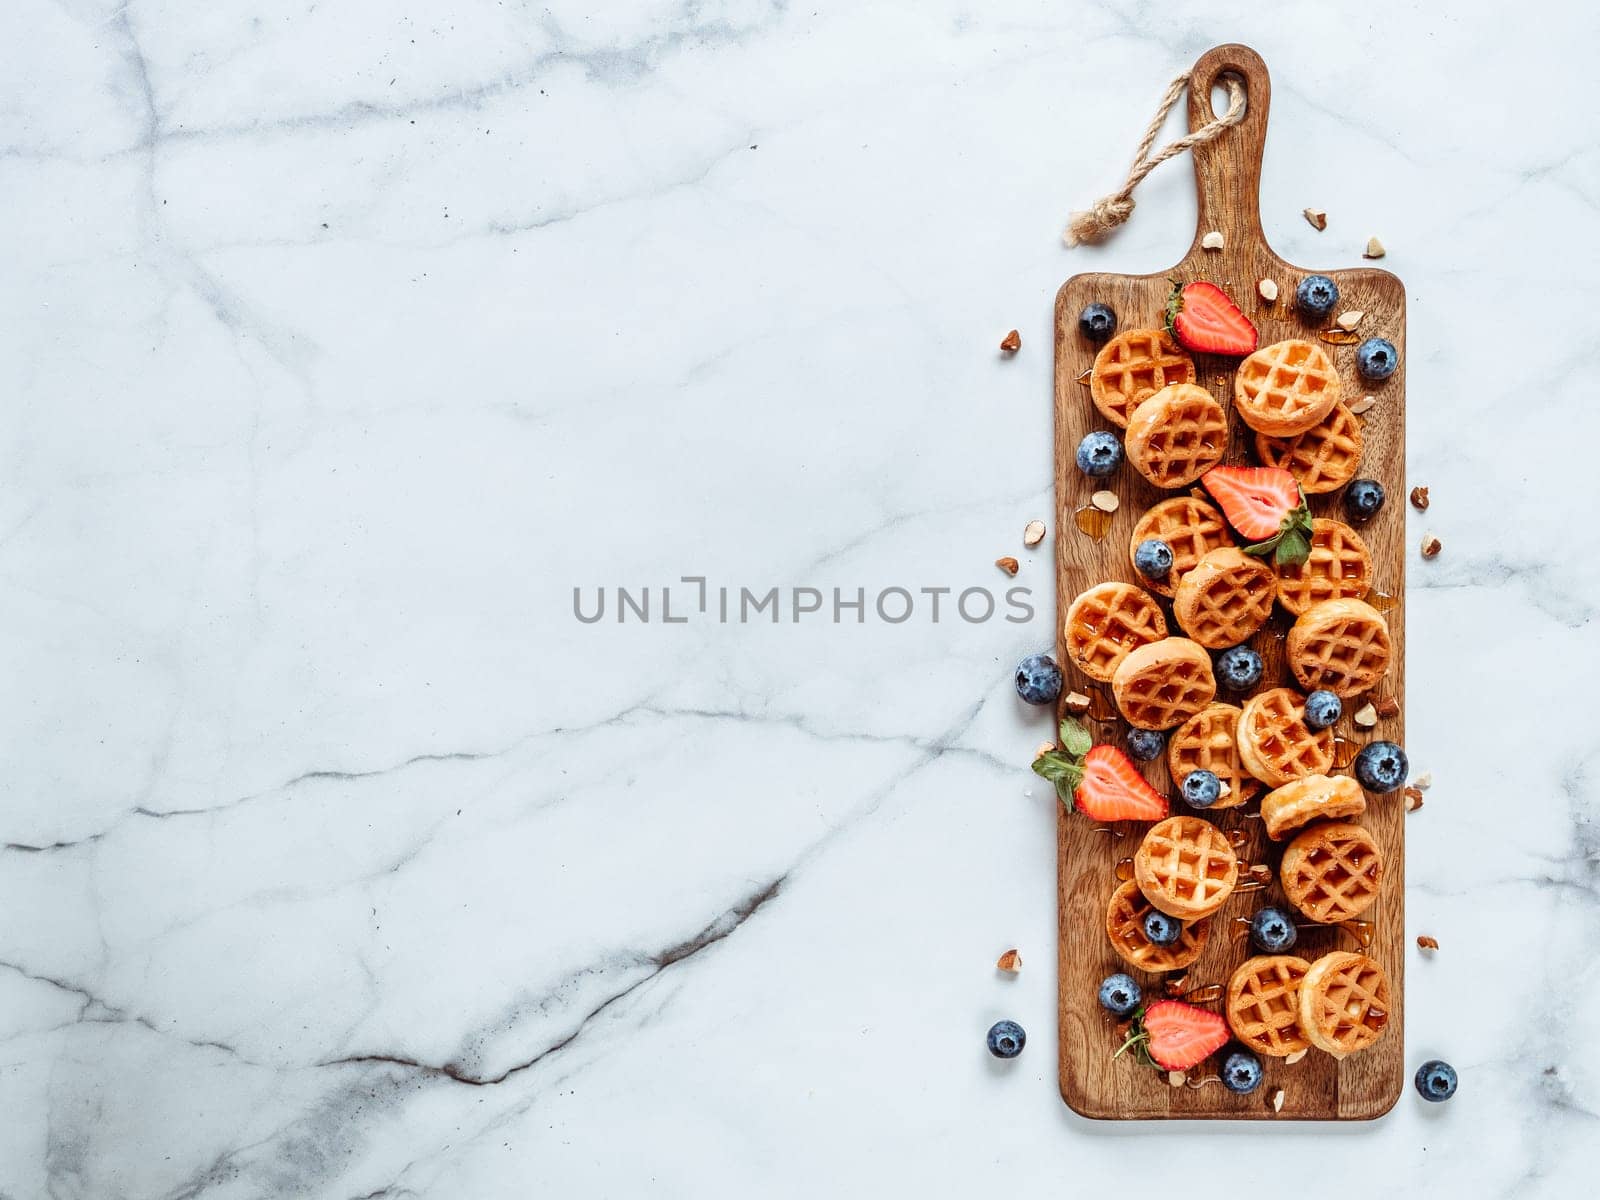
[
  {"xmin": 1133, "ymin": 538, "xmax": 1174, "ymax": 581},
  {"xmin": 1015, "ymin": 654, "xmax": 1063, "ymax": 706},
  {"xmin": 1216, "ymin": 646, "xmax": 1263, "ymax": 691},
  {"xmin": 1250, "ymin": 906, "xmax": 1298, "ymax": 953},
  {"xmin": 1414, "ymin": 1059, "xmax": 1458, "ymax": 1102},
  {"xmin": 1079, "ymin": 302, "xmax": 1117, "ymax": 343},
  {"xmin": 1344, "ymin": 479, "xmax": 1385, "ymax": 522},
  {"xmin": 1076, "ymin": 431, "xmax": 1123, "ymax": 478},
  {"xmin": 1356, "ymin": 337, "xmax": 1399, "ymax": 382},
  {"xmin": 1181, "ymin": 769, "xmax": 1221, "ymax": 809},
  {"xmin": 1126, "ymin": 728, "xmax": 1165, "ymax": 762},
  {"xmin": 1221, "ymin": 1048, "xmax": 1264, "ymax": 1095},
  {"xmin": 1354, "ymin": 740, "xmax": 1409, "ymax": 793},
  {"xmin": 1295, "ymin": 274, "xmax": 1339, "ymax": 319},
  {"xmin": 987, "ymin": 1019, "xmax": 1026, "ymax": 1059},
  {"xmin": 1098, "ymin": 973, "xmax": 1142, "ymax": 1018},
  {"xmin": 1142, "ymin": 911, "xmax": 1181, "ymax": 946},
  {"xmin": 1303, "ymin": 690, "xmax": 1342, "ymax": 730}
]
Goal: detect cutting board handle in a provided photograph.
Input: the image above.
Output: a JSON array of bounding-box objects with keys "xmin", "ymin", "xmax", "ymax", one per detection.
[{"xmin": 1183, "ymin": 44, "xmax": 1271, "ymax": 265}]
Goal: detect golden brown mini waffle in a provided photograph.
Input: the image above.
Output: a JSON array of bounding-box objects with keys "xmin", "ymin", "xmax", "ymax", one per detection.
[
  {"xmin": 1296, "ymin": 951, "xmax": 1392, "ymax": 1058},
  {"xmin": 1280, "ymin": 821, "xmax": 1384, "ymax": 923},
  {"xmin": 1111, "ymin": 637, "xmax": 1217, "ymax": 731},
  {"xmin": 1133, "ymin": 815, "xmax": 1238, "ymax": 920},
  {"xmin": 1127, "ymin": 496, "xmax": 1234, "ymax": 599},
  {"xmin": 1286, "ymin": 597, "xmax": 1393, "ymax": 698},
  {"xmin": 1172, "ymin": 547, "xmax": 1276, "ymax": 649},
  {"xmin": 1167, "ymin": 702, "xmax": 1256, "ymax": 810},
  {"xmin": 1254, "ymin": 401, "xmax": 1364, "ymax": 494},
  {"xmin": 1275, "ymin": 519, "xmax": 1374, "ymax": 616},
  {"xmin": 1105, "ymin": 880, "xmax": 1211, "ymax": 972},
  {"xmin": 1123, "ymin": 384, "xmax": 1227, "ymax": 489},
  {"xmin": 1260, "ymin": 774, "xmax": 1366, "ymax": 841},
  {"xmin": 1226, "ymin": 955, "xmax": 1312, "ymax": 1057},
  {"xmin": 1089, "ymin": 329, "xmax": 1196, "ymax": 428},
  {"xmin": 1233, "ymin": 339, "xmax": 1341, "ymax": 436},
  {"xmin": 1237, "ymin": 687, "xmax": 1335, "ymax": 787},
  {"xmin": 1063, "ymin": 582, "xmax": 1167, "ymax": 683}
]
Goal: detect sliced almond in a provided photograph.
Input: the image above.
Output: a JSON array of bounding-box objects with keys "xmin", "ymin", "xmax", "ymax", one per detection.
[
  {"xmin": 1257, "ymin": 278, "xmax": 1279, "ymax": 303},
  {"xmin": 1421, "ymin": 533, "xmax": 1442, "ymax": 559},
  {"xmin": 1000, "ymin": 329, "xmax": 1021, "ymax": 353},
  {"xmin": 1035, "ymin": 741, "xmax": 1056, "ymax": 758},
  {"xmin": 997, "ymin": 948, "xmax": 1022, "ymax": 973},
  {"xmin": 1023, "ymin": 520, "xmax": 1046, "ymax": 547},
  {"xmin": 1200, "ymin": 230, "xmax": 1224, "ymax": 250},
  {"xmin": 1063, "ymin": 691, "xmax": 1092, "ymax": 716},
  {"xmin": 996, "ymin": 556, "xmax": 1020, "ymax": 576},
  {"xmin": 1348, "ymin": 394, "xmax": 1377, "ymax": 415},
  {"xmin": 1335, "ymin": 310, "xmax": 1364, "ymax": 331},
  {"xmin": 1413, "ymin": 770, "xmax": 1433, "ymax": 791},
  {"xmin": 1090, "ymin": 490, "xmax": 1120, "ymax": 513},
  {"xmin": 1353, "ymin": 702, "xmax": 1378, "ymax": 728},
  {"xmin": 1416, "ymin": 935, "xmax": 1440, "ymax": 952},
  {"xmin": 1410, "ymin": 485, "xmax": 1430, "ymax": 511},
  {"xmin": 1405, "ymin": 789, "xmax": 1424, "ymax": 813},
  {"xmin": 1283, "ymin": 1048, "xmax": 1309, "ymax": 1066},
  {"xmin": 1270, "ymin": 1087, "xmax": 1286, "ymax": 1112},
  {"xmin": 1303, "ymin": 208, "xmax": 1327, "ymax": 231},
  {"xmin": 1364, "ymin": 236, "xmax": 1386, "ymax": 259}
]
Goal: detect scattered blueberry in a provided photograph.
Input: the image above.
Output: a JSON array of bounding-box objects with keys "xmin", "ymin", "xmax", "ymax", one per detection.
[
  {"xmin": 1142, "ymin": 911, "xmax": 1181, "ymax": 947},
  {"xmin": 1344, "ymin": 479, "xmax": 1385, "ymax": 522},
  {"xmin": 1354, "ymin": 740, "xmax": 1409, "ymax": 793},
  {"xmin": 1079, "ymin": 302, "xmax": 1117, "ymax": 343},
  {"xmin": 1098, "ymin": 973, "xmax": 1142, "ymax": 1018},
  {"xmin": 1221, "ymin": 1048, "xmax": 1264, "ymax": 1095},
  {"xmin": 987, "ymin": 1019, "xmax": 1026, "ymax": 1059},
  {"xmin": 1303, "ymin": 690, "xmax": 1342, "ymax": 730},
  {"xmin": 1356, "ymin": 337, "xmax": 1399, "ymax": 382},
  {"xmin": 1250, "ymin": 906, "xmax": 1298, "ymax": 953},
  {"xmin": 1414, "ymin": 1059, "xmax": 1458, "ymax": 1102},
  {"xmin": 1015, "ymin": 654, "xmax": 1063, "ymax": 706},
  {"xmin": 1216, "ymin": 646, "xmax": 1263, "ymax": 691},
  {"xmin": 1181, "ymin": 769, "xmax": 1222, "ymax": 809},
  {"xmin": 1126, "ymin": 728, "xmax": 1166, "ymax": 762},
  {"xmin": 1133, "ymin": 538, "xmax": 1174, "ymax": 581},
  {"xmin": 1076, "ymin": 431, "xmax": 1123, "ymax": 478},
  {"xmin": 1295, "ymin": 274, "xmax": 1339, "ymax": 320}
]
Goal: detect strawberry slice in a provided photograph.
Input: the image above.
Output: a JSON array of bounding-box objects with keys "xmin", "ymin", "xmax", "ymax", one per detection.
[
  {"xmin": 1166, "ymin": 281, "xmax": 1258, "ymax": 356},
  {"xmin": 1201, "ymin": 466, "xmax": 1314, "ymax": 565},
  {"xmin": 1140, "ymin": 1001, "xmax": 1230, "ymax": 1071},
  {"xmin": 1073, "ymin": 744, "xmax": 1170, "ymax": 822}
]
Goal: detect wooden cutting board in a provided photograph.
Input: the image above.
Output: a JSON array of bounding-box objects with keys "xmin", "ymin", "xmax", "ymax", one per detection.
[{"xmin": 1053, "ymin": 44, "xmax": 1406, "ymax": 1120}]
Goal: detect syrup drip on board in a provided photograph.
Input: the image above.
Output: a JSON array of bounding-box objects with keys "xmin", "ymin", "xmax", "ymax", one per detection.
[
  {"xmin": 1366, "ymin": 588, "xmax": 1399, "ymax": 613},
  {"xmin": 1234, "ymin": 877, "xmax": 1269, "ymax": 894},
  {"xmin": 1331, "ymin": 734, "xmax": 1358, "ymax": 770},
  {"xmin": 1114, "ymin": 857, "xmax": 1135, "ymax": 882},
  {"xmin": 1074, "ymin": 504, "xmax": 1114, "ymax": 542},
  {"xmin": 1090, "ymin": 825, "xmax": 1127, "ymax": 839},
  {"xmin": 1184, "ymin": 1073, "xmax": 1225, "ymax": 1090},
  {"xmin": 1339, "ymin": 919, "xmax": 1376, "ymax": 949}
]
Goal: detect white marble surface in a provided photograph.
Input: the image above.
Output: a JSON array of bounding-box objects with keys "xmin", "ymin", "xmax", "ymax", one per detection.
[{"xmin": 1, "ymin": 1, "xmax": 1596, "ymax": 1195}]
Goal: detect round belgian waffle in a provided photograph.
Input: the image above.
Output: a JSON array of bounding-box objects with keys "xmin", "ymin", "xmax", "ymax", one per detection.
[
  {"xmin": 1260, "ymin": 773, "xmax": 1367, "ymax": 841},
  {"xmin": 1123, "ymin": 383, "xmax": 1227, "ymax": 489},
  {"xmin": 1167, "ymin": 702, "xmax": 1256, "ymax": 810},
  {"xmin": 1296, "ymin": 951, "xmax": 1392, "ymax": 1058},
  {"xmin": 1172, "ymin": 547, "xmax": 1276, "ymax": 649},
  {"xmin": 1254, "ymin": 401, "xmax": 1364, "ymax": 494},
  {"xmin": 1280, "ymin": 820, "xmax": 1384, "ymax": 924},
  {"xmin": 1133, "ymin": 814, "xmax": 1239, "ymax": 920},
  {"xmin": 1274, "ymin": 519, "xmax": 1373, "ymax": 617},
  {"xmin": 1111, "ymin": 637, "xmax": 1217, "ymax": 731},
  {"xmin": 1105, "ymin": 879, "xmax": 1211, "ymax": 973},
  {"xmin": 1237, "ymin": 687, "xmax": 1335, "ymax": 787},
  {"xmin": 1089, "ymin": 329, "xmax": 1196, "ymax": 428},
  {"xmin": 1286, "ymin": 597, "xmax": 1392, "ymax": 698},
  {"xmin": 1127, "ymin": 496, "xmax": 1234, "ymax": 599},
  {"xmin": 1063, "ymin": 582, "xmax": 1167, "ymax": 683},
  {"xmin": 1233, "ymin": 339, "xmax": 1342, "ymax": 436},
  {"xmin": 1226, "ymin": 955, "xmax": 1313, "ymax": 1057}
]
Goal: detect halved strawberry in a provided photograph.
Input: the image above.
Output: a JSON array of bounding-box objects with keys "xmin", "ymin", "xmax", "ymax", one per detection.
[
  {"xmin": 1201, "ymin": 465, "xmax": 1314, "ymax": 565},
  {"xmin": 1140, "ymin": 1001, "xmax": 1230, "ymax": 1071},
  {"xmin": 1166, "ymin": 281, "xmax": 1258, "ymax": 356},
  {"xmin": 1073, "ymin": 744, "xmax": 1169, "ymax": 822}
]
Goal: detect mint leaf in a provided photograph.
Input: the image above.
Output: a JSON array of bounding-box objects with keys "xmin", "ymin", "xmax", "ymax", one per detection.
[{"xmin": 1058, "ymin": 716, "xmax": 1094, "ymax": 758}]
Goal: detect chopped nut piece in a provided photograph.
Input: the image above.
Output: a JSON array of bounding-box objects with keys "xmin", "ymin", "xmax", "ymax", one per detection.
[
  {"xmin": 1405, "ymin": 789, "xmax": 1424, "ymax": 812},
  {"xmin": 1090, "ymin": 490, "xmax": 1120, "ymax": 513},
  {"xmin": 1200, "ymin": 230, "xmax": 1224, "ymax": 250},
  {"xmin": 1413, "ymin": 771, "xmax": 1433, "ymax": 791},
  {"xmin": 1364, "ymin": 236, "xmax": 1386, "ymax": 259},
  {"xmin": 1000, "ymin": 329, "xmax": 1021, "ymax": 353},
  {"xmin": 1348, "ymin": 394, "xmax": 1376, "ymax": 415},
  {"xmin": 1062, "ymin": 691, "xmax": 1092, "ymax": 716},
  {"xmin": 1373, "ymin": 694, "xmax": 1400, "ymax": 718},
  {"xmin": 1303, "ymin": 208, "xmax": 1327, "ymax": 231},
  {"xmin": 1167, "ymin": 1070, "xmax": 1187, "ymax": 1088},
  {"xmin": 997, "ymin": 948, "xmax": 1022, "ymax": 973},
  {"xmin": 1215, "ymin": 780, "xmax": 1232, "ymax": 801},
  {"xmin": 1023, "ymin": 519, "xmax": 1047, "ymax": 547},
  {"xmin": 996, "ymin": 556, "xmax": 1020, "ymax": 576},
  {"xmin": 1353, "ymin": 702, "xmax": 1378, "ymax": 728},
  {"xmin": 1410, "ymin": 485, "xmax": 1430, "ymax": 511},
  {"xmin": 1270, "ymin": 1087, "xmax": 1286, "ymax": 1112},
  {"xmin": 1163, "ymin": 974, "xmax": 1189, "ymax": 997},
  {"xmin": 1336, "ymin": 310, "xmax": 1364, "ymax": 331},
  {"xmin": 1257, "ymin": 278, "xmax": 1279, "ymax": 302},
  {"xmin": 1284, "ymin": 1048, "xmax": 1309, "ymax": 1066},
  {"xmin": 1249, "ymin": 863, "xmax": 1272, "ymax": 882},
  {"xmin": 1417, "ymin": 935, "xmax": 1440, "ymax": 952},
  {"xmin": 1421, "ymin": 533, "xmax": 1442, "ymax": 558},
  {"xmin": 1035, "ymin": 741, "xmax": 1056, "ymax": 759}
]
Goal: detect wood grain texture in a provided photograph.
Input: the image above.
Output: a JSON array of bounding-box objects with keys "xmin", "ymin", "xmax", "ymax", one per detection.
[{"xmin": 1053, "ymin": 45, "xmax": 1406, "ymax": 1121}]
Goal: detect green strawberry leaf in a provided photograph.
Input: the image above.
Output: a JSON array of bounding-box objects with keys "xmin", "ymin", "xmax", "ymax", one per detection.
[
  {"xmin": 1163, "ymin": 280, "xmax": 1184, "ymax": 338},
  {"xmin": 1274, "ymin": 528, "xmax": 1311, "ymax": 566},
  {"xmin": 1113, "ymin": 1010, "xmax": 1159, "ymax": 1070},
  {"xmin": 1031, "ymin": 751, "xmax": 1077, "ymax": 784},
  {"xmin": 1058, "ymin": 716, "xmax": 1094, "ymax": 758}
]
